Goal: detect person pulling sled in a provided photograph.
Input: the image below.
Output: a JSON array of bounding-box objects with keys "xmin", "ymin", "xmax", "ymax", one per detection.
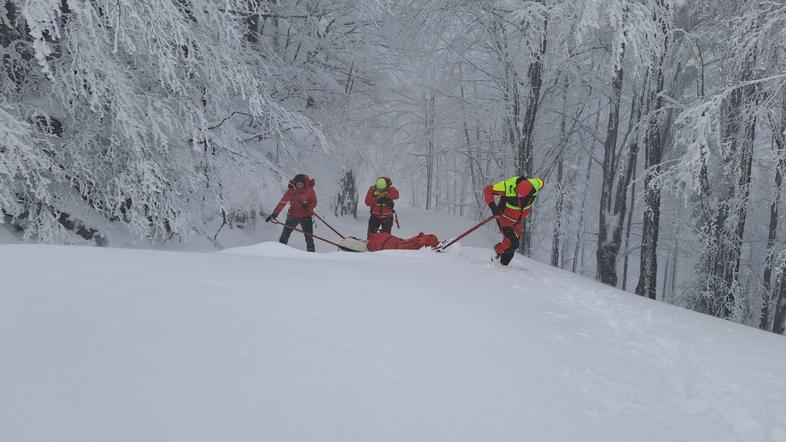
[
  {"xmin": 266, "ymin": 174, "xmax": 318, "ymax": 252},
  {"xmin": 484, "ymin": 176, "xmax": 544, "ymax": 265}
]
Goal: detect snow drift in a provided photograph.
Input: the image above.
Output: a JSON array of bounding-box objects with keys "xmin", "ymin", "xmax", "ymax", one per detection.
[{"xmin": 1, "ymin": 239, "xmax": 785, "ymax": 442}]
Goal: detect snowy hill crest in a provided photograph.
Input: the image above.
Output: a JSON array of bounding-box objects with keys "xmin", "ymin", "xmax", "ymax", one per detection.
[{"xmin": 2, "ymin": 243, "xmax": 785, "ymax": 442}]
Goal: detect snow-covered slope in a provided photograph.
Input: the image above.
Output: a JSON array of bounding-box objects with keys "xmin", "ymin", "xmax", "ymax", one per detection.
[{"xmin": 2, "ymin": 238, "xmax": 786, "ymax": 442}]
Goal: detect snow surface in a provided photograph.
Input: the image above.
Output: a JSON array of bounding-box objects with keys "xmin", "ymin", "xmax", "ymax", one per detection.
[
  {"xmin": 2, "ymin": 218, "xmax": 786, "ymax": 441},
  {"xmin": 0, "ymin": 225, "xmax": 21, "ymax": 244}
]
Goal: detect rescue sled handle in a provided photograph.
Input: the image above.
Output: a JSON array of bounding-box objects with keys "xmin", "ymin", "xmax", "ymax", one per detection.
[
  {"xmin": 434, "ymin": 215, "xmax": 498, "ymax": 252},
  {"xmin": 313, "ymin": 213, "xmax": 345, "ymax": 240},
  {"xmin": 271, "ymin": 219, "xmax": 342, "ymax": 248}
]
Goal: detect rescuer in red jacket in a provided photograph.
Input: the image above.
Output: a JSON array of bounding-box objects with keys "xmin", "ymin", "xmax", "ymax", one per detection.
[
  {"xmin": 266, "ymin": 174, "xmax": 318, "ymax": 252},
  {"xmin": 484, "ymin": 176, "xmax": 544, "ymax": 265},
  {"xmin": 365, "ymin": 176, "xmax": 399, "ymax": 234}
]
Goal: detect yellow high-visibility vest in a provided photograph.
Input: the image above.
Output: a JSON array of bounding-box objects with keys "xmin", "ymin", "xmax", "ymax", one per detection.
[{"xmin": 491, "ymin": 177, "xmax": 543, "ymax": 210}]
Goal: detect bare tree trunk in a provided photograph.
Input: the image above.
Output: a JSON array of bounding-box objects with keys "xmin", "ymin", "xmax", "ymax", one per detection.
[
  {"xmin": 552, "ymin": 157, "xmax": 564, "ymax": 267},
  {"xmin": 573, "ymin": 151, "xmax": 594, "ymax": 274},
  {"xmin": 425, "ymin": 93, "xmax": 435, "ymax": 210},
  {"xmin": 489, "ymin": 19, "xmax": 520, "ymax": 166},
  {"xmin": 551, "ymin": 79, "xmax": 570, "ymax": 267},
  {"xmin": 636, "ymin": 91, "xmax": 665, "ymax": 299},
  {"xmin": 772, "ymin": 264, "xmax": 786, "ymax": 334},
  {"xmin": 662, "ymin": 256, "xmax": 671, "ymax": 302},
  {"xmin": 690, "ymin": 4, "xmax": 765, "ymax": 320},
  {"xmin": 271, "ymin": 0, "xmax": 279, "ymax": 51},
  {"xmin": 622, "ymin": 159, "xmax": 637, "ymax": 292},
  {"xmin": 459, "ymin": 65, "xmax": 483, "ymax": 218},
  {"xmin": 662, "ymin": 220, "xmax": 680, "ymax": 302},
  {"xmin": 517, "ymin": 34, "xmax": 546, "ymax": 177},
  {"xmin": 670, "ymin": 226, "xmax": 678, "ymax": 297},
  {"xmin": 596, "ymin": 43, "xmax": 626, "ymax": 285},
  {"xmin": 572, "ymin": 102, "xmax": 602, "ymax": 274},
  {"xmin": 762, "ymin": 109, "xmax": 786, "ymax": 329},
  {"xmin": 435, "ymin": 150, "xmax": 441, "ymax": 210},
  {"xmin": 246, "ymin": 0, "xmax": 261, "ymax": 44},
  {"xmin": 636, "ymin": 1, "xmax": 672, "ymax": 299},
  {"xmin": 519, "ymin": 15, "xmax": 547, "ymax": 257},
  {"xmin": 724, "ymin": 113, "xmax": 756, "ymax": 314},
  {"xmin": 708, "ymin": 61, "xmax": 759, "ymax": 318}
]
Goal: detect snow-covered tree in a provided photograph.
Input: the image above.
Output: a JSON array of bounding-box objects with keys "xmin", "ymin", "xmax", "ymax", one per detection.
[{"xmin": 1, "ymin": 0, "xmax": 318, "ymax": 243}]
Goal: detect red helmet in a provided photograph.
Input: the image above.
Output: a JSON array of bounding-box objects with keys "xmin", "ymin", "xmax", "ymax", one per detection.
[{"xmin": 516, "ymin": 178, "xmax": 543, "ymax": 197}]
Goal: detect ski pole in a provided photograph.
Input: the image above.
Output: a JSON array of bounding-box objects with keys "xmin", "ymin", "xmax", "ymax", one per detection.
[
  {"xmin": 313, "ymin": 213, "xmax": 345, "ymax": 239},
  {"xmin": 272, "ymin": 219, "xmax": 342, "ymax": 248},
  {"xmin": 434, "ymin": 215, "xmax": 498, "ymax": 252}
]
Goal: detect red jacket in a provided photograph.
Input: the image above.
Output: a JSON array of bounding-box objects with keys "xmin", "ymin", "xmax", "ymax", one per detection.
[
  {"xmin": 365, "ymin": 179, "xmax": 399, "ymax": 219},
  {"xmin": 483, "ymin": 179, "xmax": 535, "ymax": 225},
  {"xmin": 273, "ymin": 176, "xmax": 317, "ymax": 218}
]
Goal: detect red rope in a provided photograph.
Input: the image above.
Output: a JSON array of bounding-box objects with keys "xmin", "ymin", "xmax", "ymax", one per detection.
[
  {"xmin": 272, "ymin": 219, "xmax": 341, "ymax": 248},
  {"xmin": 434, "ymin": 215, "xmax": 498, "ymax": 252},
  {"xmin": 313, "ymin": 213, "xmax": 345, "ymax": 239}
]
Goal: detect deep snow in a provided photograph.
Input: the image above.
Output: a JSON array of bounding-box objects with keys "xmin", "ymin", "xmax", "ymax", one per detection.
[{"xmin": 2, "ymin": 216, "xmax": 786, "ymax": 442}]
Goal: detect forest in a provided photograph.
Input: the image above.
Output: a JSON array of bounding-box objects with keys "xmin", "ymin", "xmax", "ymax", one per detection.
[{"xmin": 2, "ymin": 0, "xmax": 786, "ymax": 333}]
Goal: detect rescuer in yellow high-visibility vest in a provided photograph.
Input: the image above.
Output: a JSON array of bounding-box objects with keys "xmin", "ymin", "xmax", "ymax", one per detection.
[{"xmin": 483, "ymin": 176, "xmax": 544, "ymax": 265}]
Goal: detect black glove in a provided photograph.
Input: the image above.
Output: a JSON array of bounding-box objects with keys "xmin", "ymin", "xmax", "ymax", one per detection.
[
  {"xmin": 265, "ymin": 212, "xmax": 278, "ymax": 222},
  {"xmin": 378, "ymin": 197, "xmax": 393, "ymax": 207},
  {"xmin": 488, "ymin": 202, "xmax": 503, "ymax": 216},
  {"xmin": 301, "ymin": 202, "xmax": 310, "ymax": 210}
]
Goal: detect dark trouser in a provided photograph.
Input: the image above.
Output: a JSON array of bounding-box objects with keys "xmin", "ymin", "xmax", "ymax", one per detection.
[
  {"xmin": 368, "ymin": 215, "xmax": 394, "ymax": 234},
  {"xmin": 279, "ymin": 216, "xmax": 315, "ymax": 252},
  {"xmin": 494, "ymin": 209, "xmax": 525, "ymax": 266},
  {"xmin": 498, "ymin": 226, "xmax": 520, "ymax": 265}
]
